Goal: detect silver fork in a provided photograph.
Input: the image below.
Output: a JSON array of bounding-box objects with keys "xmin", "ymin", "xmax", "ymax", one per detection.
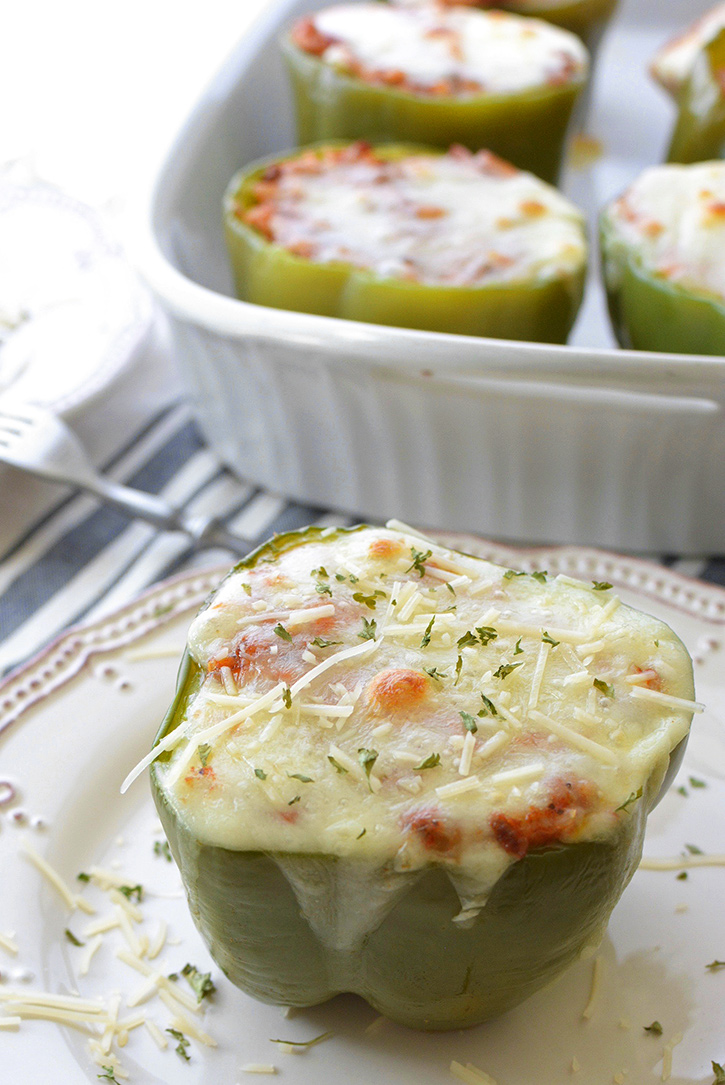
[{"xmin": 0, "ymin": 401, "xmax": 251, "ymax": 555}]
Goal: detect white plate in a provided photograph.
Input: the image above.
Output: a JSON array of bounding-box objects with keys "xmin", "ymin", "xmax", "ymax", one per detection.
[{"xmin": 1, "ymin": 541, "xmax": 724, "ymax": 1084}]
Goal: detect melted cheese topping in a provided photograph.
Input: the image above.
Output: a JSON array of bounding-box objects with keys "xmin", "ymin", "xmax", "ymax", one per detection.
[
  {"xmin": 651, "ymin": 3, "xmax": 725, "ymax": 95},
  {"xmin": 295, "ymin": 3, "xmax": 588, "ymax": 95},
  {"xmin": 604, "ymin": 163, "xmax": 725, "ymax": 302},
  {"xmin": 236, "ymin": 145, "xmax": 587, "ymax": 287},
  {"xmin": 155, "ymin": 526, "xmax": 695, "ymax": 928}
]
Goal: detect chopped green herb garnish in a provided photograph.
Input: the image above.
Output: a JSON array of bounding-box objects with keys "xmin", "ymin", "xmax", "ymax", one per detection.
[
  {"xmin": 254, "ymin": 768, "xmax": 268, "ymax": 780},
  {"xmin": 542, "ymin": 631, "xmax": 560, "ymax": 647},
  {"xmin": 335, "ymin": 573, "xmax": 346, "ymax": 581},
  {"xmin": 241, "ymin": 583, "xmax": 252, "ymax": 596},
  {"xmin": 356, "ymin": 828, "xmax": 366, "ymax": 840},
  {"xmin": 531, "ymin": 570, "xmax": 547, "ymax": 583},
  {"xmin": 460, "ymin": 711, "xmax": 478, "ymax": 734},
  {"xmin": 311, "ymin": 566, "xmax": 329, "ymax": 578},
  {"xmin": 712, "ymin": 1062, "xmax": 725, "ymax": 1085},
  {"xmin": 288, "ymin": 773, "xmax": 313, "ymax": 783},
  {"xmin": 167, "ymin": 1028, "xmax": 191, "ymax": 1061},
  {"xmin": 118, "ymin": 884, "xmax": 143, "ymax": 903},
  {"xmin": 353, "ymin": 591, "xmax": 385, "ymax": 610},
  {"xmin": 676, "ymin": 871, "xmax": 688, "ymax": 880},
  {"xmin": 457, "ymin": 631, "xmax": 478, "ymax": 650},
  {"xmin": 274, "ymin": 623, "xmax": 293, "ymax": 642},
  {"xmin": 476, "ymin": 626, "xmax": 498, "ymax": 646},
  {"xmin": 64, "ymin": 928, "xmax": 84, "ymax": 947},
  {"xmin": 654, "ymin": 639, "xmax": 660, "ymax": 647},
  {"xmin": 689, "ymin": 776, "xmax": 707, "ymax": 789},
  {"xmin": 414, "ymin": 753, "xmax": 441, "ymax": 771},
  {"xmin": 76, "ymin": 872, "xmax": 90, "ymax": 883},
  {"xmin": 358, "ymin": 748, "xmax": 378, "ymax": 785},
  {"xmin": 181, "ymin": 963, "xmax": 216, "ymax": 1003},
  {"xmin": 593, "ymin": 678, "xmax": 614, "ymax": 698},
  {"xmin": 420, "ymin": 616, "xmax": 435, "ymax": 648},
  {"xmin": 445, "ymin": 582, "xmax": 456, "ymax": 596},
  {"xmin": 311, "ymin": 636, "xmax": 341, "ymax": 649},
  {"xmin": 685, "ymin": 843, "xmax": 703, "ymax": 855},
  {"xmin": 288, "ymin": 795, "xmax": 301, "ymax": 806},
  {"xmin": 479, "ymin": 693, "xmax": 498, "ymax": 717},
  {"xmin": 454, "ymin": 654, "xmax": 463, "ymax": 685},
  {"xmin": 358, "ymin": 617, "xmax": 377, "ymax": 641},
  {"xmin": 316, "ymin": 583, "xmax": 333, "ymax": 597},
  {"xmin": 407, "ymin": 548, "xmax": 432, "ymax": 578},
  {"xmin": 153, "ymin": 840, "xmax": 172, "ymax": 862},
  {"xmin": 97, "ymin": 1069, "xmax": 121, "ymax": 1083},
  {"xmin": 493, "ymin": 662, "xmax": 523, "ymax": 680},
  {"xmin": 503, "ymin": 570, "xmax": 525, "ymax": 580},
  {"xmin": 615, "ymin": 788, "xmax": 642, "ymax": 813},
  {"xmin": 643, "ymin": 1021, "xmax": 663, "ymax": 1036},
  {"xmin": 269, "ymin": 1031, "xmax": 333, "ymax": 1049},
  {"xmin": 282, "ymin": 687, "xmax": 292, "ymax": 709},
  {"xmin": 592, "ymin": 581, "xmax": 613, "ymax": 591},
  {"xmin": 349, "ymin": 574, "xmax": 359, "ymax": 584},
  {"xmin": 423, "ymin": 666, "xmax": 447, "ymax": 683},
  {"xmin": 677, "ymin": 786, "xmax": 688, "ymax": 797},
  {"xmin": 198, "ymin": 743, "xmax": 212, "ymax": 768},
  {"xmin": 513, "ymin": 637, "xmax": 523, "ymax": 655},
  {"xmin": 328, "ymin": 756, "xmax": 348, "ymax": 774},
  {"xmin": 706, "ymin": 960, "xmax": 725, "ymax": 972}
]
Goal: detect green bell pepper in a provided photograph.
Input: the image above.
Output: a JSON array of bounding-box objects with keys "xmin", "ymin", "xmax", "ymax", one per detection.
[
  {"xmin": 149, "ymin": 525, "xmax": 693, "ymax": 1031},
  {"xmin": 223, "ymin": 144, "xmax": 587, "ymax": 342},
  {"xmin": 667, "ymin": 28, "xmax": 725, "ymax": 165},
  {"xmin": 600, "ymin": 202, "xmax": 725, "ymax": 355},
  {"xmin": 280, "ymin": 34, "xmax": 586, "ymax": 184}
]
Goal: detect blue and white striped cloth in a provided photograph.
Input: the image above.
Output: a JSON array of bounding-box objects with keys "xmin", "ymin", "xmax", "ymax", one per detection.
[
  {"xmin": 0, "ymin": 403, "xmax": 354, "ymax": 676},
  {"xmin": 1, "ymin": 401, "xmax": 724, "ymax": 678}
]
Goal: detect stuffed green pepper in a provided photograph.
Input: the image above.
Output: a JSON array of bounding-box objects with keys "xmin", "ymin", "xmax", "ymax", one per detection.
[
  {"xmin": 651, "ymin": 6, "xmax": 725, "ymax": 164},
  {"xmin": 129, "ymin": 523, "xmax": 697, "ymax": 1030},
  {"xmin": 600, "ymin": 161, "xmax": 725, "ymax": 354},
  {"xmin": 650, "ymin": 3, "xmax": 725, "ymax": 97},
  {"xmin": 282, "ymin": 3, "xmax": 589, "ymax": 182},
  {"xmin": 223, "ymin": 141, "xmax": 587, "ymax": 341}
]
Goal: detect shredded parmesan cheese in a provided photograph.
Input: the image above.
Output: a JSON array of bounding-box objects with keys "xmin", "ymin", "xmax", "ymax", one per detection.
[
  {"xmin": 629, "ymin": 687, "xmax": 704, "ymax": 713},
  {"xmin": 450, "ymin": 1060, "xmax": 498, "ymax": 1085},
  {"xmin": 661, "ymin": 1032, "xmax": 683, "ymax": 1082},
  {"xmin": 22, "ymin": 842, "xmax": 95, "ymax": 914},
  {"xmin": 0, "ymin": 931, "xmax": 19, "ymax": 955},
  {"xmin": 639, "ymin": 853, "xmax": 725, "ymax": 870},
  {"xmin": 582, "ymin": 955, "xmax": 603, "ymax": 1020},
  {"xmin": 78, "ymin": 934, "xmax": 103, "ymax": 977},
  {"xmin": 528, "ymin": 710, "xmax": 619, "ymax": 765},
  {"xmin": 528, "ymin": 641, "xmax": 551, "ymax": 710},
  {"xmin": 436, "ymin": 775, "xmax": 482, "ymax": 799}
]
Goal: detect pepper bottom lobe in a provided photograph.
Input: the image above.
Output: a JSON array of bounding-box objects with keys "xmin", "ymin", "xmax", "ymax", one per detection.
[{"xmin": 152, "ymin": 772, "xmax": 646, "ymax": 1031}]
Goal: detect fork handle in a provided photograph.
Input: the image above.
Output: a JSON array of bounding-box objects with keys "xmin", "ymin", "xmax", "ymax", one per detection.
[{"xmin": 86, "ymin": 477, "xmax": 251, "ymax": 556}]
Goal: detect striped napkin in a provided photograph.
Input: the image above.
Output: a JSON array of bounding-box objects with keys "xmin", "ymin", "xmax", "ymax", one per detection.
[
  {"xmin": 0, "ymin": 403, "xmax": 352, "ymax": 676},
  {"xmin": 1, "ymin": 401, "xmax": 723, "ymax": 678}
]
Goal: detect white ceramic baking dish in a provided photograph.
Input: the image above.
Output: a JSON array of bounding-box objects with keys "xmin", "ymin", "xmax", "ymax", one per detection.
[{"xmin": 138, "ymin": 0, "xmax": 725, "ymax": 554}]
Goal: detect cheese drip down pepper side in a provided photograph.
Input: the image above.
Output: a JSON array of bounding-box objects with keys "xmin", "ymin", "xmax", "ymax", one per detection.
[
  {"xmin": 281, "ymin": 4, "xmax": 589, "ymax": 183},
  {"xmin": 600, "ymin": 160, "xmax": 725, "ymax": 355},
  {"xmin": 146, "ymin": 524, "xmax": 697, "ymax": 1030},
  {"xmin": 223, "ymin": 142, "xmax": 587, "ymax": 342}
]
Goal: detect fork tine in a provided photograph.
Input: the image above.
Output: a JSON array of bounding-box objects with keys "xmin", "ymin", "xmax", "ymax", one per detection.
[{"xmin": 0, "ymin": 405, "xmax": 39, "ymax": 424}]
